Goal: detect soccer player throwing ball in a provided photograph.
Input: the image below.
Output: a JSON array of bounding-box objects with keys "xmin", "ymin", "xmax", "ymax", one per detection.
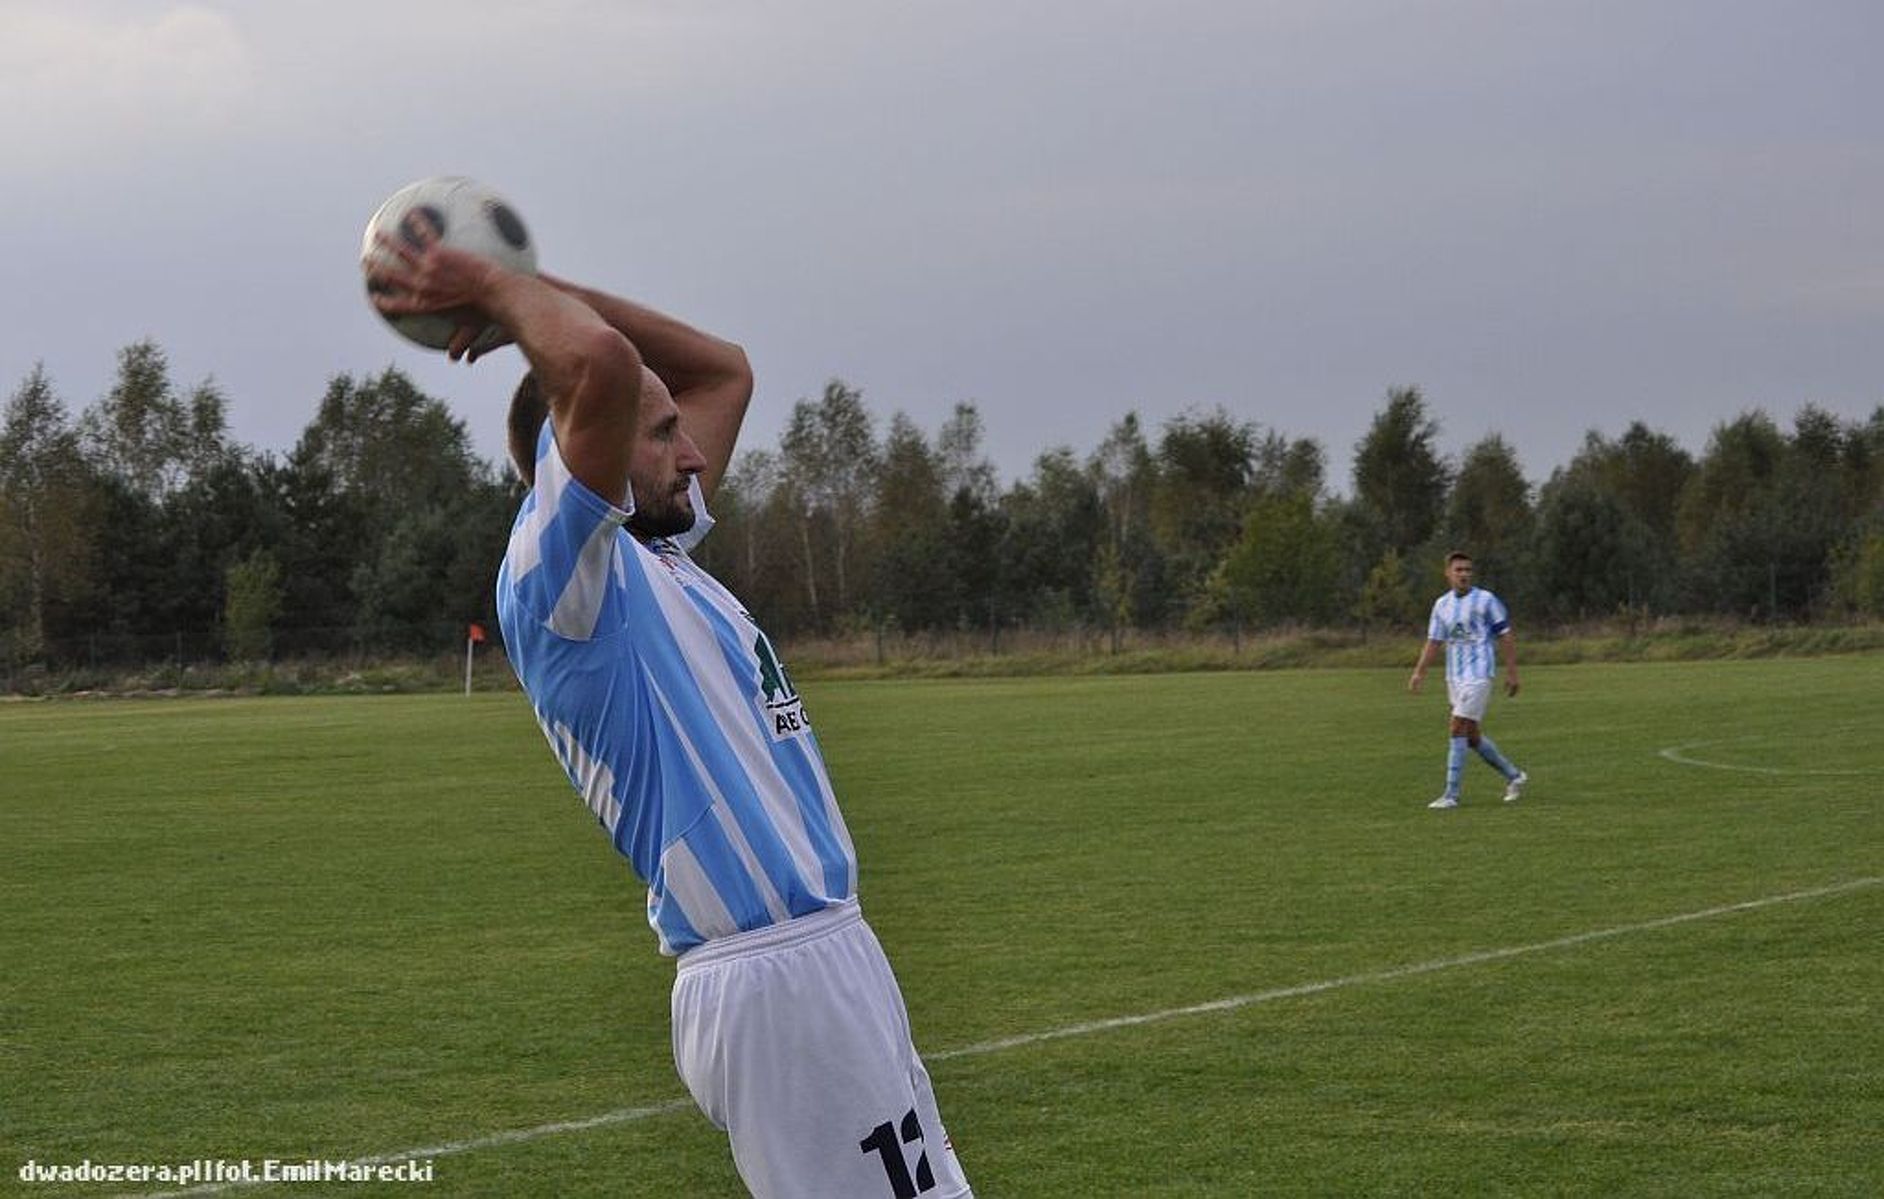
[
  {"xmin": 1408, "ymin": 551, "xmax": 1528, "ymax": 810},
  {"xmin": 367, "ymin": 218, "xmax": 972, "ymax": 1198}
]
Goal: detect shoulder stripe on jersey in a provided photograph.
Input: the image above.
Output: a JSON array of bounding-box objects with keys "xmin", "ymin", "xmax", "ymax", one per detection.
[
  {"xmin": 508, "ymin": 489, "xmax": 547, "ymax": 582},
  {"xmin": 547, "ymin": 518, "xmax": 628, "ymax": 641}
]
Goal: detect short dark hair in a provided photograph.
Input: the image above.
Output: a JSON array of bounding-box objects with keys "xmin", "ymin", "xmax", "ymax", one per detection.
[
  {"xmin": 1446, "ymin": 551, "xmax": 1473, "ymax": 567},
  {"xmin": 508, "ymin": 371, "xmax": 548, "ymax": 487}
]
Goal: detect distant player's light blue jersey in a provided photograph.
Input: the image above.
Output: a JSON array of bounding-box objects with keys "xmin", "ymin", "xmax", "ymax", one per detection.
[
  {"xmin": 496, "ymin": 424, "xmax": 857, "ymax": 956},
  {"xmin": 1428, "ymin": 587, "xmax": 1511, "ymax": 683}
]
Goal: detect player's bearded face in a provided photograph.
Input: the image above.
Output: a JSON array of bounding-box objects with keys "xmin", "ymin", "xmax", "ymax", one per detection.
[
  {"xmin": 628, "ymin": 473, "xmax": 696, "ymax": 538},
  {"xmin": 626, "ymin": 372, "xmax": 703, "ymax": 539}
]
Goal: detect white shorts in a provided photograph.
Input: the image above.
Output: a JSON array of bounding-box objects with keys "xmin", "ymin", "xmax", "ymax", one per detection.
[
  {"xmin": 671, "ymin": 900, "xmax": 972, "ymax": 1199},
  {"xmin": 1448, "ymin": 677, "xmax": 1493, "ymax": 722}
]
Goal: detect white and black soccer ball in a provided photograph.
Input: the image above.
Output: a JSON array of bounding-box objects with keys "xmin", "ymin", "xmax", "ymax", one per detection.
[{"xmin": 361, "ymin": 175, "xmax": 537, "ymax": 353}]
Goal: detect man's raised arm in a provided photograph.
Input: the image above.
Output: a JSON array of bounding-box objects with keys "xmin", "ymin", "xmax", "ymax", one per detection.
[
  {"xmin": 529, "ymin": 274, "xmax": 753, "ymax": 502},
  {"xmin": 367, "ymin": 222, "xmax": 644, "ymax": 507}
]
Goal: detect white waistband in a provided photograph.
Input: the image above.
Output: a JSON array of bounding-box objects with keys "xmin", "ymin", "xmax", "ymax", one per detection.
[{"xmin": 675, "ymin": 898, "xmax": 863, "ymax": 975}]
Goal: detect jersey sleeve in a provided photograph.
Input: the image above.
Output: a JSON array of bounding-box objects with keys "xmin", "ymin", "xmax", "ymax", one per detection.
[
  {"xmin": 1427, "ymin": 597, "xmax": 1448, "ymax": 642},
  {"xmin": 1487, "ymin": 592, "xmax": 1511, "ymax": 636},
  {"xmin": 500, "ymin": 423, "xmax": 636, "ymax": 641}
]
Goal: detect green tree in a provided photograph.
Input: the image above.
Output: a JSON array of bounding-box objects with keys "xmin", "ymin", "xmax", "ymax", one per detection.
[
  {"xmin": 1214, "ymin": 492, "xmax": 1343, "ymax": 629},
  {"xmin": 1352, "ymin": 386, "xmax": 1450, "ymax": 558},
  {"xmin": 934, "ymin": 405, "xmax": 1006, "ymax": 631},
  {"xmin": 1000, "ymin": 447, "xmax": 1104, "ymax": 628},
  {"xmin": 1675, "ymin": 410, "xmax": 1844, "ymax": 618},
  {"xmin": 293, "ymin": 369, "xmax": 494, "ymax": 650},
  {"xmin": 780, "ymin": 380, "xmax": 880, "ymax": 625},
  {"xmin": 1251, "ymin": 431, "xmax": 1325, "ymax": 502},
  {"xmin": 295, "ymin": 368, "xmax": 481, "ymax": 514},
  {"xmin": 266, "ymin": 446, "xmax": 369, "ymax": 647},
  {"xmin": 0, "ymin": 366, "xmax": 98, "ymax": 661},
  {"xmin": 868, "ymin": 413, "xmax": 955, "ymax": 631},
  {"xmin": 350, "ymin": 469, "xmax": 514, "ymax": 652},
  {"xmin": 1089, "ymin": 413, "xmax": 1166, "ymax": 630},
  {"xmin": 1150, "ymin": 408, "xmax": 1258, "ymax": 619},
  {"xmin": 937, "ymin": 402, "xmax": 998, "ymax": 507},
  {"xmin": 1353, "ymin": 549, "xmax": 1423, "ymax": 637},
  {"xmin": 80, "ymin": 340, "xmax": 195, "ymax": 502},
  {"xmin": 1444, "ymin": 434, "xmax": 1533, "ymax": 597},
  {"xmin": 1586, "ymin": 422, "xmax": 1693, "ymax": 541},
  {"xmin": 224, "ymin": 548, "xmax": 284, "ymax": 661},
  {"xmin": 1829, "ymin": 527, "xmax": 1884, "ymax": 617},
  {"xmin": 1546, "ymin": 422, "xmax": 1691, "ymax": 613},
  {"xmin": 182, "ymin": 378, "xmax": 236, "ymax": 482},
  {"xmin": 1675, "ymin": 411, "xmax": 1785, "ymax": 557},
  {"xmin": 1839, "ymin": 406, "xmax": 1884, "ymax": 520},
  {"xmin": 696, "ymin": 448, "xmax": 817, "ymax": 635},
  {"xmin": 151, "ymin": 453, "xmax": 287, "ymax": 635},
  {"xmin": 1532, "ymin": 471, "xmax": 1658, "ymax": 621}
]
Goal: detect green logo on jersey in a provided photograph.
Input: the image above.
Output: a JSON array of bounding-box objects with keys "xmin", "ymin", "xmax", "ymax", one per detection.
[
  {"xmin": 754, "ymin": 631, "xmax": 809, "ymax": 739},
  {"xmin": 754, "ymin": 632, "xmax": 796, "ymax": 703}
]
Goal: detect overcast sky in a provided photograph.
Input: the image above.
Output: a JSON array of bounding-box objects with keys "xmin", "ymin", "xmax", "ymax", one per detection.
[{"xmin": 4, "ymin": 0, "xmax": 1880, "ymax": 491}]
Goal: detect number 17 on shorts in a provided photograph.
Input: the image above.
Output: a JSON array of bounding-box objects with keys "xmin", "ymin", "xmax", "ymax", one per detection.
[{"xmin": 860, "ymin": 1106, "xmax": 940, "ymax": 1197}]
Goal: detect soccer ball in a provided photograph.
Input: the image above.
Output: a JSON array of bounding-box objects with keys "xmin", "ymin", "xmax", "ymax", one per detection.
[{"xmin": 361, "ymin": 176, "xmax": 537, "ymax": 353}]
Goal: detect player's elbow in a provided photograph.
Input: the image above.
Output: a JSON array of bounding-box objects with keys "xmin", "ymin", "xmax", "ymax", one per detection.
[
  {"xmin": 719, "ymin": 340, "xmax": 755, "ymax": 406},
  {"xmin": 587, "ymin": 326, "xmax": 645, "ymax": 386},
  {"xmin": 555, "ymin": 328, "xmax": 643, "ymax": 416}
]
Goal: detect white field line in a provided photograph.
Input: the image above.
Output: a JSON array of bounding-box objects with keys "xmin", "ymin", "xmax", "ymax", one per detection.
[
  {"xmin": 130, "ymin": 875, "xmax": 1882, "ymax": 1198},
  {"xmin": 1657, "ymin": 739, "xmax": 1880, "ymax": 777}
]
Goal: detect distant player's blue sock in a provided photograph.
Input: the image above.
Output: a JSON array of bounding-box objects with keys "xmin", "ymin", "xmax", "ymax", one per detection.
[
  {"xmin": 1445, "ymin": 737, "xmax": 1467, "ymax": 797},
  {"xmin": 1475, "ymin": 736, "xmax": 1518, "ymax": 780}
]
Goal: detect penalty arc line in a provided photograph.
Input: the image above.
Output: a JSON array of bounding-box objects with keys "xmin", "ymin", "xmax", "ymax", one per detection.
[
  {"xmin": 1656, "ymin": 741, "xmax": 1879, "ymax": 777},
  {"xmin": 130, "ymin": 874, "xmax": 1882, "ymax": 1198}
]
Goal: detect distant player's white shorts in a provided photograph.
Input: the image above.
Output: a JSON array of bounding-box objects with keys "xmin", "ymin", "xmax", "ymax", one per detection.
[
  {"xmin": 671, "ymin": 899, "xmax": 972, "ymax": 1199},
  {"xmin": 1448, "ymin": 677, "xmax": 1493, "ymax": 722}
]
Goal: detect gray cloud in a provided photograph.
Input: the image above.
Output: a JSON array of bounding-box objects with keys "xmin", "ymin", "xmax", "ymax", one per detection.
[{"xmin": 3, "ymin": 0, "xmax": 1879, "ymax": 490}]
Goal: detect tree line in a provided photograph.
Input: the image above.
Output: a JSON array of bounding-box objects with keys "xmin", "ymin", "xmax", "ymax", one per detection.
[
  {"xmin": 702, "ymin": 381, "xmax": 1884, "ymax": 640},
  {"xmin": 4, "ymin": 342, "xmax": 1882, "ymax": 669}
]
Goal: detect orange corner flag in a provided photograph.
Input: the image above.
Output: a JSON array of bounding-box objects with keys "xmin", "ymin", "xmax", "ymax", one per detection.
[{"xmin": 468, "ymin": 623, "xmax": 487, "ymax": 643}]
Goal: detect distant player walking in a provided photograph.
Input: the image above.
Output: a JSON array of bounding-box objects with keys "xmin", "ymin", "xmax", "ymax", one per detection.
[
  {"xmin": 367, "ymin": 220, "xmax": 971, "ymax": 1197},
  {"xmin": 1408, "ymin": 552, "xmax": 1527, "ymax": 810}
]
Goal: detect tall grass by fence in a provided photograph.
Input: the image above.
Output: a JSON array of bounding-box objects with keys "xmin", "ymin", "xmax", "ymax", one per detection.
[{"xmin": 5, "ymin": 618, "xmax": 1881, "ymax": 697}]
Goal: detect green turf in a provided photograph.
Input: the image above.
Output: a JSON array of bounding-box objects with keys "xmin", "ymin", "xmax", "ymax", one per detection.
[{"xmin": 2, "ymin": 658, "xmax": 1880, "ymax": 1196}]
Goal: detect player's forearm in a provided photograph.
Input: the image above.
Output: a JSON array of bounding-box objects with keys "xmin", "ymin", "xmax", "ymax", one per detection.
[
  {"xmin": 481, "ymin": 271, "xmax": 643, "ymax": 409},
  {"xmin": 1499, "ymin": 633, "xmax": 1519, "ymax": 675},
  {"xmin": 541, "ymin": 274, "xmax": 749, "ymax": 394},
  {"xmin": 540, "ymin": 274, "xmax": 752, "ymax": 498},
  {"xmin": 1413, "ymin": 641, "xmax": 1440, "ymax": 673}
]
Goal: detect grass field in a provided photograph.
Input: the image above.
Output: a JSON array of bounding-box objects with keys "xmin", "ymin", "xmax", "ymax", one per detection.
[{"xmin": 3, "ymin": 658, "xmax": 1880, "ymax": 1197}]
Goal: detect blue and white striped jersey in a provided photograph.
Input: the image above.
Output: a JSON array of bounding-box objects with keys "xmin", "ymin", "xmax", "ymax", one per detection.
[
  {"xmin": 496, "ymin": 424, "xmax": 857, "ymax": 956},
  {"xmin": 1427, "ymin": 587, "xmax": 1511, "ymax": 683}
]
